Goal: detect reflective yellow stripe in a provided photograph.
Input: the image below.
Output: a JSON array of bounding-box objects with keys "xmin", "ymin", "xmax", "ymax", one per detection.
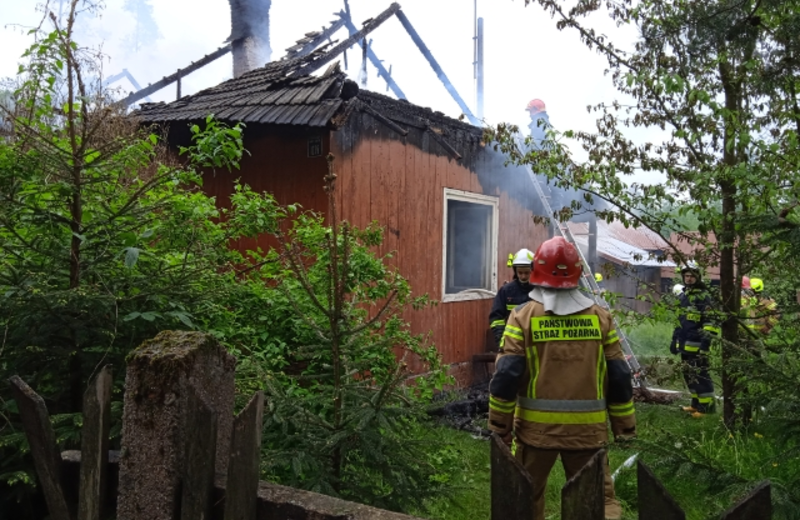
[
  {"xmin": 596, "ymin": 344, "xmax": 605, "ymax": 399},
  {"xmin": 529, "ymin": 315, "xmax": 602, "ymax": 342},
  {"xmin": 528, "ymin": 345, "xmax": 540, "ymax": 399},
  {"xmin": 506, "ymin": 304, "xmax": 517, "ymax": 310},
  {"xmin": 703, "ymin": 325, "xmax": 721, "ymax": 336},
  {"xmin": 490, "ymin": 396, "xmax": 516, "ymax": 413},
  {"xmin": 490, "ymin": 320, "xmax": 506, "ymax": 328},
  {"xmin": 504, "ymin": 329, "xmax": 524, "ymax": 341},
  {"xmin": 608, "ymin": 401, "xmax": 635, "ymax": 417},
  {"xmin": 683, "ymin": 345, "xmax": 700, "ymax": 352},
  {"xmin": 515, "ymin": 406, "xmax": 607, "ymax": 424},
  {"xmin": 697, "ymin": 397, "xmax": 713, "ymax": 404},
  {"xmin": 603, "ymin": 329, "xmax": 619, "ymax": 345}
]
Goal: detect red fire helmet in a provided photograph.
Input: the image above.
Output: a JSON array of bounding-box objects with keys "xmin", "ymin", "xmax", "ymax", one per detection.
[
  {"xmin": 531, "ymin": 236, "xmax": 583, "ymax": 289},
  {"xmin": 526, "ymin": 98, "xmax": 546, "ymax": 114},
  {"xmin": 742, "ymin": 276, "xmax": 751, "ymax": 290}
]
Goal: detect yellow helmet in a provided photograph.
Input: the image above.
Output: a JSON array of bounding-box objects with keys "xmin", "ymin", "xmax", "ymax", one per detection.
[
  {"xmin": 594, "ymin": 272, "xmax": 603, "ymax": 283},
  {"xmin": 750, "ymin": 277, "xmax": 764, "ymax": 293}
]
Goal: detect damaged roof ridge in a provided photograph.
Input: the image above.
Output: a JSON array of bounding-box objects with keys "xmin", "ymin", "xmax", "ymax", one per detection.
[{"xmin": 356, "ymin": 90, "xmax": 482, "ymax": 136}]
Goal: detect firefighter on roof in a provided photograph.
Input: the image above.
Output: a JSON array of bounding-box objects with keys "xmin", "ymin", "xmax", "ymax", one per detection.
[
  {"xmin": 488, "ymin": 236, "xmax": 635, "ymax": 520},
  {"xmin": 670, "ymin": 263, "xmax": 720, "ymax": 417},
  {"xmin": 489, "ymin": 248, "xmax": 534, "ymax": 348}
]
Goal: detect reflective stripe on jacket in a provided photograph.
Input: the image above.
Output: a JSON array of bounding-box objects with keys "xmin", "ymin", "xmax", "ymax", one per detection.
[
  {"xmin": 487, "ymin": 301, "xmax": 636, "ymax": 450},
  {"xmin": 673, "ymin": 287, "xmax": 717, "ymax": 353}
]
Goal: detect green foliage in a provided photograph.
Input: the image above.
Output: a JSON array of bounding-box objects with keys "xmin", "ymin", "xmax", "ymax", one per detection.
[
  {"xmin": 489, "ymin": 0, "xmax": 800, "ymax": 431},
  {"xmin": 256, "ymin": 156, "xmax": 453, "ymax": 513},
  {"xmin": 0, "ymin": 7, "xmax": 284, "ymax": 508}
]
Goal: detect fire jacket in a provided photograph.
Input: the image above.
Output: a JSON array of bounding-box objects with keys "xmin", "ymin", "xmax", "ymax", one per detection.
[
  {"xmin": 487, "ymin": 301, "xmax": 636, "ymax": 450},
  {"xmin": 741, "ymin": 292, "xmax": 779, "ymax": 335},
  {"xmin": 671, "ymin": 286, "xmax": 719, "ymax": 354},
  {"xmin": 489, "ymin": 280, "xmax": 532, "ymax": 346}
]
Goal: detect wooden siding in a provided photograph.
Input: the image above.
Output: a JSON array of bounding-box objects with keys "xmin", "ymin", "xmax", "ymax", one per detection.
[
  {"xmin": 331, "ymin": 112, "xmax": 548, "ymax": 376},
  {"xmin": 192, "ymin": 125, "xmax": 332, "ymax": 254}
]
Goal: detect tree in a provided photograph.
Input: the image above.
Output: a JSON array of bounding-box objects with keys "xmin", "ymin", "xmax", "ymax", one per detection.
[
  {"xmin": 489, "ymin": 0, "xmax": 800, "ymax": 428},
  {"xmin": 256, "ymin": 155, "xmax": 453, "ymax": 513},
  {"xmin": 0, "ymin": 1, "xmax": 282, "ymax": 508}
]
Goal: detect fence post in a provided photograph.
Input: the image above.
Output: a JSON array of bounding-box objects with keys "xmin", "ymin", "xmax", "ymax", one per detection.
[
  {"xmin": 720, "ymin": 481, "xmax": 771, "ymax": 520},
  {"xmin": 116, "ymin": 330, "xmax": 236, "ymax": 520},
  {"xmin": 637, "ymin": 460, "xmax": 685, "ymax": 520},
  {"xmin": 561, "ymin": 449, "xmax": 604, "ymax": 520},
  {"xmin": 224, "ymin": 391, "xmax": 265, "ymax": 520},
  {"xmin": 180, "ymin": 386, "xmax": 218, "ymax": 520},
  {"xmin": 78, "ymin": 365, "xmax": 113, "ymax": 520},
  {"xmin": 8, "ymin": 376, "xmax": 72, "ymax": 520},
  {"xmin": 490, "ymin": 434, "xmax": 533, "ymax": 520}
]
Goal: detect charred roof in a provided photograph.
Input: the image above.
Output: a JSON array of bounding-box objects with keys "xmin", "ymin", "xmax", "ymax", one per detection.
[{"xmin": 135, "ymin": 55, "xmax": 481, "ymax": 145}]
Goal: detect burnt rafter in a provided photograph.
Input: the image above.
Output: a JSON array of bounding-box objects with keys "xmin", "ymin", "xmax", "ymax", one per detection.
[
  {"xmin": 289, "ymin": 3, "xmax": 401, "ymax": 78},
  {"xmin": 122, "ymin": 45, "xmax": 232, "ymax": 106},
  {"xmin": 359, "ymin": 101, "xmax": 408, "ymax": 136},
  {"xmin": 285, "ymin": 18, "xmax": 347, "ymax": 59},
  {"xmin": 425, "ymin": 124, "xmax": 462, "ymax": 161}
]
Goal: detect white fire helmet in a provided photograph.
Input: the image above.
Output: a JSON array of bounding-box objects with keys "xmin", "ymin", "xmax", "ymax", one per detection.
[
  {"xmin": 672, "ymin": 284, "xmax": 685, "ymax": 296},
  {"xmin": 512, "ymin": 248, "xmax": 535, "ymax": 267}
]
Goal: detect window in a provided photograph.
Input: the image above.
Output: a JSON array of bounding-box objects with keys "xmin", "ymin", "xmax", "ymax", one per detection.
[{"xmin": 442, "ymin": 189, "xmax": 499, "ymax": 302}]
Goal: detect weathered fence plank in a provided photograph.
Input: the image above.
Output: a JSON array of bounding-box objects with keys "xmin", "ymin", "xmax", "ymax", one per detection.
[
  {"xmin": 720, "ymin": 481, "xmax": 771, "ymax": 520},
  {"xmin": 181, "ymin": 387, "xmax": 218, "ymax": 520},
  {"xmin": 561, "ymin": 449, "xmax": 604, "ymax": 520},
  {"xmin": 637, "ymin": 460, "xmax": 685, "ymax": 520},
  {"xmin": 8, "ymin": 375, "xmax": 72, "ymax": 520},
  {"xmin": 490, "ymin": 434, "xmax": 533, "ymax": 520},
  {"xmin": 224, "ymin": 391, "xmax": 265, "ymax": 520},
  {"xmin": 78, "ymin": 365, "xmax": 113, "ymax": 520}
]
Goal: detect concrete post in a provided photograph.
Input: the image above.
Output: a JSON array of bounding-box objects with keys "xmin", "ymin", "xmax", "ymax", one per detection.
[{"xmin": 116, "ymin": 331, "xmax": 236, "ymax": 520}]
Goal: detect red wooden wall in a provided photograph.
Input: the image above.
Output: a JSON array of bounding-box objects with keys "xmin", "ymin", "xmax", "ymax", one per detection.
[{"xmin": 331, "ymin": 111, "xmax": 548, "ymax": 384}]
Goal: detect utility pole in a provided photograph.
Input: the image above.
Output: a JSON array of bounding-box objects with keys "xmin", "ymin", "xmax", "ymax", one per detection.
[{"xmin": 473, "ymin": 0, "xmax": 484, "ymax": 121}]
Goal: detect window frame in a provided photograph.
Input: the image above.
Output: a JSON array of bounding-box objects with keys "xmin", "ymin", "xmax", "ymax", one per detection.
[{"xmin": 441, "ymin": 188, "xmax": 499, "ymax": 303}]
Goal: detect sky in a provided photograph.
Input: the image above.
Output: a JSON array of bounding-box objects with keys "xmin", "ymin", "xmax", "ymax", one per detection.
[{"xmin": 0, "ymin": 0, "xmax": 660, "ymax": 171}]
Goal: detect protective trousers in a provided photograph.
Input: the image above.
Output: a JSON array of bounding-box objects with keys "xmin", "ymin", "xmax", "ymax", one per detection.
[
  {"xmin": 515, "ymin": 442, "xmax": 621, "ymax": 520},
  {"xmin": 681, "ymin": 353, "xmax": 715, "ymax": 413}
]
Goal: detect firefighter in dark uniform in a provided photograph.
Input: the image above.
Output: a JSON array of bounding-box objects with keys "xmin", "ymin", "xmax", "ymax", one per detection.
[
  {"xmin": 489, "ymin": 249, "xmax": 534, "ymax": 348},
  {"xmin": 670, "ymin": 263, "xmax": 720, "ymax": 417}
]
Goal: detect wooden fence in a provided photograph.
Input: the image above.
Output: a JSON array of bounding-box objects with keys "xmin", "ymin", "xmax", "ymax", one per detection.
[
  {"xmin": 8, "ymin": 330, "xmax": 422, "ymax": 520},
  {"xmin": 8, "ymin": 329, "xmax": 773, "ymax": 520},
  {"xmin": 490, "ymin": 433, "xmax": 773, "ymax": 519}
]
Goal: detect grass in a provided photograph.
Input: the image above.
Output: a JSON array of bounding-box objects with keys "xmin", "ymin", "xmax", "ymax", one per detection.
[{"xmin": 420, "ymin": 401, "xmax": 800, "ymax": 520}]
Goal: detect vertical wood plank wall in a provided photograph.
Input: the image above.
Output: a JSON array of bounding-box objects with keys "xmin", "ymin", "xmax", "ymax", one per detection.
[
  {"xmin": 200, "ymin": 126, "xmax": 332, "ymax": 254},
  {"xmin": 332, "ymin": 112, "xmax": 548, "ymax": 383}
]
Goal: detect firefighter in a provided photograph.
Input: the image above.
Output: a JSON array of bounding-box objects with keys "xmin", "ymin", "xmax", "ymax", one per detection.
[
  {"xmin": 488, "ymin": 237, "xmax": 635, "ymax": 520},
  {"xmin": 750, "ymin": 277, "xmax": 779, "ymax": 334},
  {"xmin": 669, "ymin": 263, "xmax": 719, "ymax": 417},
  {"xmin": 489, "ymin": 248, "xmax": 535, "ymax": 348}
]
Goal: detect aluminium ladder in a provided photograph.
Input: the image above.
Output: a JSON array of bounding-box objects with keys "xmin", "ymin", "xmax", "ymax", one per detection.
[{"xmin": 518, "ymin": 144, "xmax": 646, "ymax": 387}]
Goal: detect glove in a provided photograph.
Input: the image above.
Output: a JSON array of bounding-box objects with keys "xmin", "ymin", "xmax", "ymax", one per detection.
[{"xmin": 669, "ymin": 341, "xmax": 678, "ymax": 355}]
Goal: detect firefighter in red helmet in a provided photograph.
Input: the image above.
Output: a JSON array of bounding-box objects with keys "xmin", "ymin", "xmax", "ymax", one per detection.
[{"xmin": 488, "ymin": 236, "xmax": 635, "ymax": 520}]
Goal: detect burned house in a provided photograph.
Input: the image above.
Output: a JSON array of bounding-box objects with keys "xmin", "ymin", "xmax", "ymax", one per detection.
[{"xmin": 136, "ymin": 51, "xmax": 548, "ymax": 386}]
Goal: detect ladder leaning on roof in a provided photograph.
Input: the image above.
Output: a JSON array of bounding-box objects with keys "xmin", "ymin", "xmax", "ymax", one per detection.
[{"xmin": 519, "ymin": 156, "xmax": 646, "ymax": 388}]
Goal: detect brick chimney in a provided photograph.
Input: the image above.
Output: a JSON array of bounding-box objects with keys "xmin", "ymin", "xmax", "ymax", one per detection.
[{"xmin": 228, "ymin": 0, "xmax": 272, "ymax": 77}]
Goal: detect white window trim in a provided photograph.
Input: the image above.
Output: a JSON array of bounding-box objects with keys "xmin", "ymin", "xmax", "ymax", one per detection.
[{"xmin": 441, "ymin": 188, "xmax": 499, "ymax": 303}]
